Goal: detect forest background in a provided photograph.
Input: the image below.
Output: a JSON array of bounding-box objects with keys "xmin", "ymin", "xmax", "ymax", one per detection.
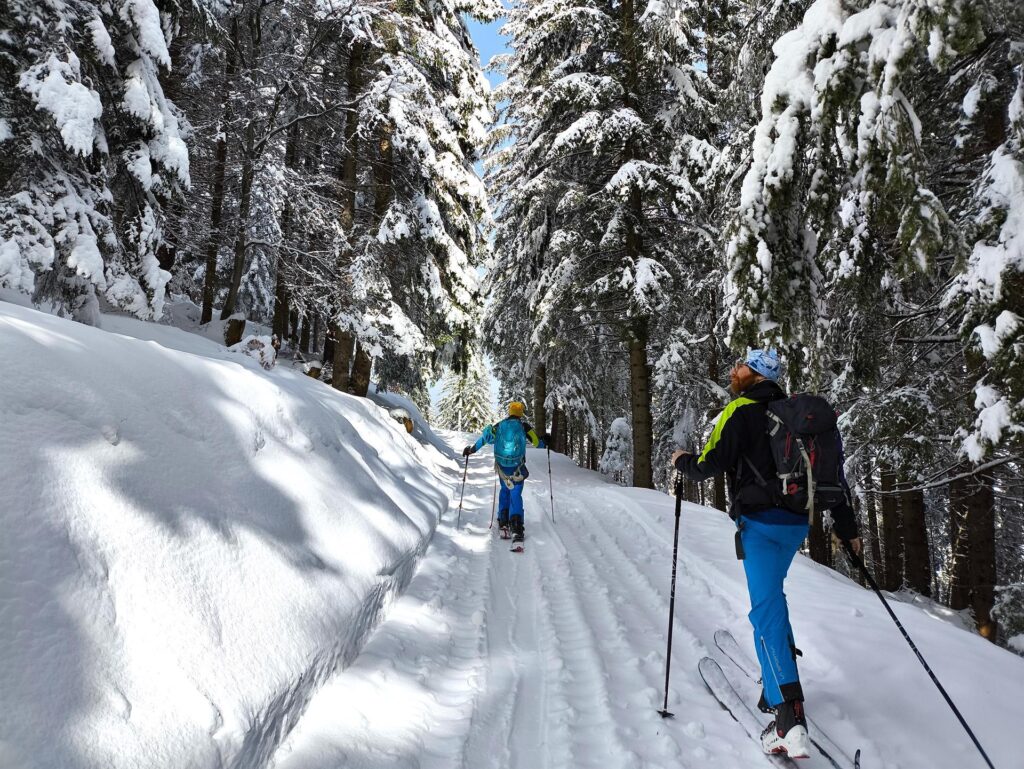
[{"xmin": 1, "ymin": 0, "xmax": 1022, "ymax": 651}]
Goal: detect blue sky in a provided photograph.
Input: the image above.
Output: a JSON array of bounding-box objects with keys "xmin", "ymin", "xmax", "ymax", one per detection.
[{"xmin": 466, "ymin": 14, "xmax": 510, "ymax": 87}]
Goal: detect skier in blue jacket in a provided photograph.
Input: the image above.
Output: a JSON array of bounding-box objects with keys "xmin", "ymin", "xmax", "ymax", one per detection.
[{"xmin": 463, "ymin": 401, "xmax": 544, "ymax": 543}]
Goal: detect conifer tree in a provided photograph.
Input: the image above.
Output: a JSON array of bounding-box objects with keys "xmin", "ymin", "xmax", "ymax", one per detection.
[
  {"xmin": 487, "ymin": 0, "xmax": 718, "ymax": 487},
  {"xmin": 434, "ymin": 350, "xmax": 495, "ymax": 432},
  {"xmin": 1, "ymin": 0, "xmax": 198, "ymax": 323}
]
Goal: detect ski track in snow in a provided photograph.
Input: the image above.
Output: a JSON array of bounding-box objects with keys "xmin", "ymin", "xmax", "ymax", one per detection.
[
  {"xmin": 272, "ymin": 440, "xmax": 1024, "ymax": 769},
  {"xmin": 273, "ymin": 446, "xmax": 787, "ymax": 769}
]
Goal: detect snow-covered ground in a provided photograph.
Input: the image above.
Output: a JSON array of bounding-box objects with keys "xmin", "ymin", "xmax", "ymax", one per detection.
[
  {"xmin": 273, "ymin": 446, "xmax": 1024, "ymax": 769},
  {"xmin": 2, "ymin": 297, "xmax": 1022, "ymax": 769}
]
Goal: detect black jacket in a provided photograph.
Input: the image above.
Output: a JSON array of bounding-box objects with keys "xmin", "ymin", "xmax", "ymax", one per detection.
[{"xmin": 674, "ymin": 380, "xmax": 858, "ymax": 540}]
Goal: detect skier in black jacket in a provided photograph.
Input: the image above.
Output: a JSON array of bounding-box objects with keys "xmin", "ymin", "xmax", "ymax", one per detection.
[{"xmin": 672, "ymin": 348, "xmax": 861, "ymax": 758}]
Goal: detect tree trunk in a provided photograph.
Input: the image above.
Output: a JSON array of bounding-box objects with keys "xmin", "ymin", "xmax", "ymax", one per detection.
[
  {"xmin": 201, "ymin": 133, "xmax": 230, "ymax": 324},
  {"xmin": 359, "ymin": 121, "xmax": 393, "ymax": 390},
  {"xmin": 711, "ymin": 475, "xmax": 726, "ymax": 513},
  {"xmin": 300, "ymin": 311, "xmax": 311, "ymax": 353},
  {"xmin": 339, "ymin": 41, "xmax": 363, "ymax": 235},
  {"xmin": 220, "ymin": 120, "xmax": 255, "ymax": 320},
  {"xmin": 550, "ymin": 406, "xmax": 562, "ymax": 453},
  {"xmin": 350, "ymin": 342, "xmax": 373, "ymax": 397},
  {"xmin": 373, "ymin": 123, "xmax": 393, "ymax": 223},
  {"xmin": 880, "ymin": 466, "xmax": 903, "ymax": 591},
  {"xmin": 200, "ymin": 40, "xmax": 237, "ymax": 325},
  {"xmin": 273, "ymin": 270, "xmax": 289, "ymax": 343},
  {"xmin": 619, "ymin": 0, "xmax": 652, "ymax": 489},
  {"xmin": 948, "ymin": 473, "xmax": 971, "ymax": 610},
  {"xmin": 687, "ymin": 480, "xmax": 700, "ymax": 503},
  {"xmin": 323, "ymin": 327, "xmax": 334, "ymax": 368},
  {"xmin": 850, "ymin": 493, "xmax": 866, "ymax": 586},
  {"xmin": 864, "ymin": 461, "xmax": 882, "ymax": 583},
  {"xmin": 272, "ymin": 122, "xmax": 302, "ymax": 341},
  {"xmin": 628, "ymin": 321, "xmax": 654, "ymax": 489},
  {"xmin": 534, "ymin": 363, "xmax": 547, "ymax": 435},
  {"xmin": 706, "ymin": 293, "xmax": 726, "ymax": 510},
  {"xmin": 966, "ymin": 468, "xmax": 997, "ymax": 641},
  {"xmin": 332, "ymin": 329, "xmax": 354, "ymax": 393},
  {"xmin": 331, "ymin": 41, "xmax": 364, "ymax": 395},
  {"xmin": 807, "ymin": 513, "xmax": 831, "ymax": 567},
  {"xmin": 901, "ymin": 485, "xmax": 932, "ymax": 596}
]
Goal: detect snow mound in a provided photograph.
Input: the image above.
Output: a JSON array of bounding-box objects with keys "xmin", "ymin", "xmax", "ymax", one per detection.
[{"xmin": 0, "ymin": 300, "xmax": 458, "ymax": 769}]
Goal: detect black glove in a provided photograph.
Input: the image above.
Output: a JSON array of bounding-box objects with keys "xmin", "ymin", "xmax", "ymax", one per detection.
[
  {"xmin": 462, "ymin": 445, "xmax": 474, "ymax": 457},
  {"xmin": 541, "ymin": 433, "xmax": 551, "ymax": 444}
]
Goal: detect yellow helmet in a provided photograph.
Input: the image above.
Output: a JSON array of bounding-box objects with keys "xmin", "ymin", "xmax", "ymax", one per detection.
[{"xmin": 508, "ymin": 401, "xmax": 525, "ymax": 418}]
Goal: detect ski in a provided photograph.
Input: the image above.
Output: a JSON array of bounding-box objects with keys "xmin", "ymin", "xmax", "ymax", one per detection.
[
  {"xmin": 713, "ymin": 630, "xmax": 861, "ymax": 769},
  {"xmin": 510, "ymin": 544, "xmax": 524, "ymax": 553},
  {"xmin": 698, "ymin": 657, "xmax": 797, "ymax": 766}
]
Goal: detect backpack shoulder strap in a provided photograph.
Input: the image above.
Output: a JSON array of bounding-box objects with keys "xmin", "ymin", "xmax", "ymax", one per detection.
[{"xmin": 742, "ymin": 455, "xmax": 769, "ymax": 487}]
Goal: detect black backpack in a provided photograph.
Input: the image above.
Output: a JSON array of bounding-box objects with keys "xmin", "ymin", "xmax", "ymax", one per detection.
[{"xmin": 746, "ymin": 394, "xmax": 847, "ymax": 522}]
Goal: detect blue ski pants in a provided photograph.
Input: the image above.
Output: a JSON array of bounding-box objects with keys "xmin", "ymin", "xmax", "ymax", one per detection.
[
  {"xmin": 496, "ymin": 463, "xmax": 527, "ymax": 523},
  {"xmin": 739, "ymin": 514, "xmax": 809, "ymax": 707}
]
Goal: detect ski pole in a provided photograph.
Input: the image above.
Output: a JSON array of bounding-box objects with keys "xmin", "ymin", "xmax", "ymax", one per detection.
[
  {"xmin": 455, "ymin": 455, "xmax": 469, "ymax": 530},
  {"xmin": 488, "ymin": 473, "xmax": 497, "ymax": 529},
  {"xmin": 658, "ymin": 475, "xmax": 684, "ymax": 718},
  {"xmin": 842, "ymin": 541, "xmax": 995, "ymax": 769},
  {"xmin": 547, "ymin": 446, "xmax": 555, "ymax": 524}
]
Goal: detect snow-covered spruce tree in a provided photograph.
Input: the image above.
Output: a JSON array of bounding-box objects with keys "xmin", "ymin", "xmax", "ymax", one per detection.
[
  {"xmin": 487, "ymin": 0, "xmax": 718, "ymax": 487},
  {"xmin": 826, "ymin": 4, "xmax": 1019, "ymax": 604},
  {"xmin": 1, "ymin": 0, "xmax": 198, "ymax": 323},
  {"xmin": 724, "ymin": 0, "xmax": 1024, "ymax": 626},
  {"xmin": 434, "ymin": 350, "xmax": 494, "ymax": 432},
  {"xmin": 993, "ymin": 583, "xmax": 1024, "ymax": 655},
  {"xmin": 294, "ymin": 0, "xmax": 497, "ymax": 398},
  {"xmin": 163, "ymin": 0, "xmax": 495, "ymax": 397},
  {"xmin": 945, "ymin": 23, "xmax": 1024, "ymax": 464},
  {"xmin": 202, "ymin": 0, "xmax": 336, "ymax": 325},
  {"xmin": 727, "ymin": 0, "xmax": 983, "ymax": 376},
  {"xmin": 653, "ymin": 325, "xmax": 732, "ymax": 499},
  {"xmin": 599, "ymin": 417, "xmax": 633, "ymax": 485},
  {"xmin": 641, "ymin": 0, "xmax": 804, "ymax": 502}
]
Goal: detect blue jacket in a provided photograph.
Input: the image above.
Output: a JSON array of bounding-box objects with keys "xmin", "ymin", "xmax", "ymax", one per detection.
[{"xmin": 473, "ymin": 417, "xmax": 543, "ymax": 466}]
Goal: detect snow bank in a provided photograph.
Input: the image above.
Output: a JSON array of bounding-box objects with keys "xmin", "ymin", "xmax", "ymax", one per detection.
[
  {"xmin": 369, "ymin": 384, "xmax": 454, "ymax": 458},
  {"xmin": 0, "ymin": 299, "xmax": 458, "ymax": 769}
]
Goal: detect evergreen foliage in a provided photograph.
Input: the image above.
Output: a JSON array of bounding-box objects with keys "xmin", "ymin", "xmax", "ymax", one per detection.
[
  {"xmin": 2, "ymin": 0, "xmax": 1022, "ymax": 648},
  {"xmin": 487, "ymin": 0, "xmax": 1024, "ymax": 645},
  {"xmin": 0, "ymin": 0, "xmax": 200, "ymax": 323},
  {"xmin": 434, "ymin": 349, "xmax": 495, "ymax": 432}
]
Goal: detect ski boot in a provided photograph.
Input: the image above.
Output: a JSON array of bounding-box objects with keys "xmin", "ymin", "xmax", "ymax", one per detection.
[
  {"xmin": 510, "ymin": 518, "xmax": 525, "ymax": 551},
  {"xmin": 761, "ymin": 699, "xmax": 810, "ymax": 758},
  {"xmin": 497, "ymin": 514, "xmax": 510, "ymax": 540}
]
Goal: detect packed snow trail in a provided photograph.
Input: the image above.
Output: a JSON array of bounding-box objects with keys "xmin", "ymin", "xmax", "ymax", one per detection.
[{"xmin": 271, "ymin": 441, "xmax": 1023, "ymax": 769}]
